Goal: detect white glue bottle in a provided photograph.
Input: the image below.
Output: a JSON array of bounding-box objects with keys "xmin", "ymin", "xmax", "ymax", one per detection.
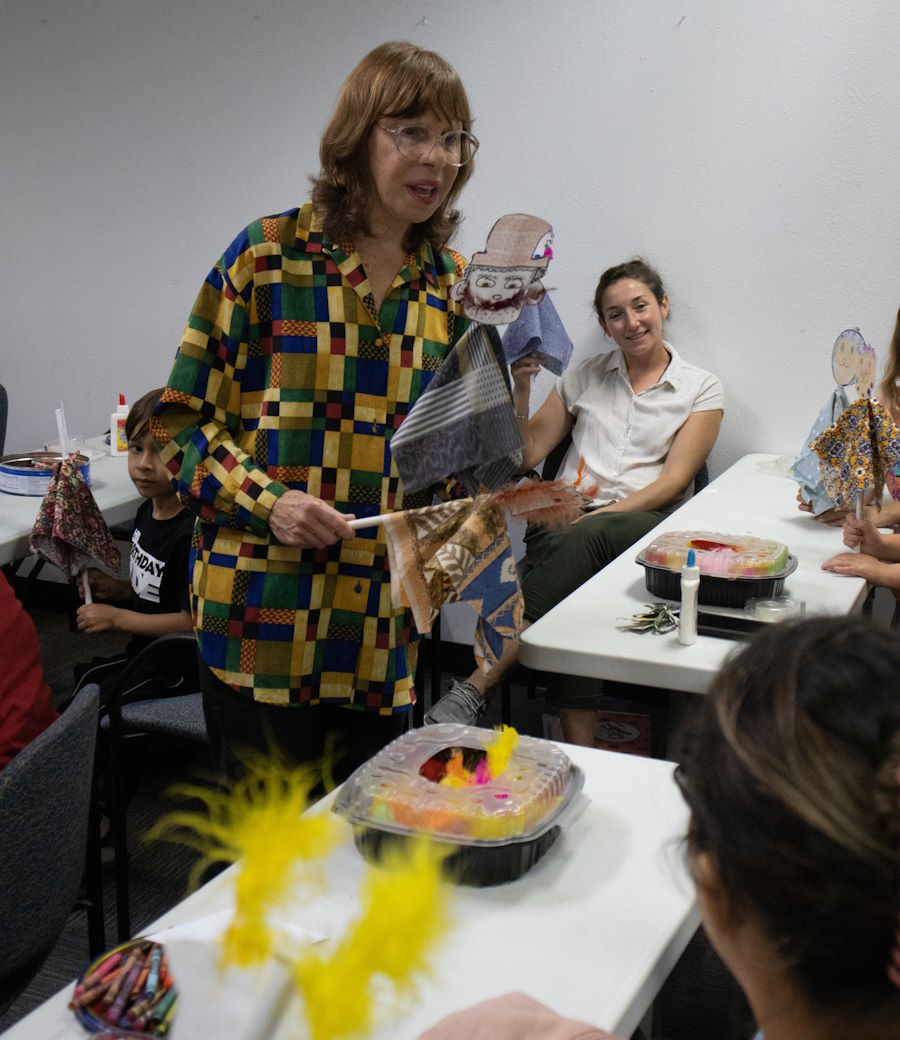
[
  {"xmin": 678, "ymin": 547, "xmax": 700, "ymax": 645},
  {"xmin": 109, "ymin": 393, "xmax": 129, "ymax": 455}
]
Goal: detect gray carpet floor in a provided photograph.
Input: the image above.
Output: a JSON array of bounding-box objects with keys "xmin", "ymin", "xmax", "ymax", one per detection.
[{"xmin": 0, "ymin": 597, "xmax": 752, "ymax": 1039}]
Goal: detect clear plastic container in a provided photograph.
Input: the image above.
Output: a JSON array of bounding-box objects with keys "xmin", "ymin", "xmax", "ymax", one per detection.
[
  {"xmin": 640, "ymin": 531, "xmax": 790, "ymax": 577},
  {"xmin": 636, "ymin": 531, "xmax": 796, "ymax": 607},
  {"xmin": 333, "ymin": 725, "xmax": 585, "ymax": 885}
]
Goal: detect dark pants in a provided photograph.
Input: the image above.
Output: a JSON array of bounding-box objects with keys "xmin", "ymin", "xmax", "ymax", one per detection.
[
  {"xmin": 522, "ymin": 509, "xmax": 668, "ymax": 708},
  {"xmin": 199, "ymin": 658, "xmax": 408, "ymax": 789}
]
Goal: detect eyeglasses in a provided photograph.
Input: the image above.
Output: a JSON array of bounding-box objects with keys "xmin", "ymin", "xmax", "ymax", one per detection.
[{"xmin": 378, "ymin": 124, "xmax": 479, "ymax": 167}]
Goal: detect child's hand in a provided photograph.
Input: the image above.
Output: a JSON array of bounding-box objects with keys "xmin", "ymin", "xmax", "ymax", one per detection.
[
  {"xmin": 821, "ymin": 552, "xmax": 887, "ymax": 584},
  {"xmin": 80, "ymin": 569, "xmax": 125, "ymax": 601},
  {"xmin": 76, "ymin": 603, "xmax": 120, "ymax": 633},
  {"xmin": 795, "ymin": 490, "xmax": 845, "ymax": 525},
  {"xmin": 842, "ymin": 517, "xmax": 882, "ymax": 555}
]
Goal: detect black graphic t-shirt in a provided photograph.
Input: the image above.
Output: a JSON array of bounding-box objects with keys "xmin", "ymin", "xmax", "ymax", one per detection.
[{"xmin": 126, "ymin": 500, "xmax": 194, "ymax": 657}]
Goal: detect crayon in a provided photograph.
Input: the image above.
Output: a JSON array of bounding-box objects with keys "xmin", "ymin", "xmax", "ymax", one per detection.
[
  {"xmin": 150, "ymin": 985, "xmax": 177, "ymax": 1028},
  {"xmin": 102, "ymin": 946, "xmax": 143, "ymax": 1007},
  {"xmin": 144, "ymin": 944, "xmax": 163, "ymax": 998},
  {"xmin": 67, "ymin": 975, "xmax": 115, "ymax": 1010},
  {"xmin": 79, "ymin": 950, "xmax": 122, "ymax": 990},
  {"xmin": 105, "ymin": 959, "xmax": 144, "ymax": 1024},
  {"xmin": 134, "ymin": 957, "xmax": 151, "ymax": 996},
  {"xmin": 130, "ymin": 976, "xmax": 173, "ymax": 1028},
  {"xmin": 153, "ymin": 993, "xmax": 178, "ymax": 1037}
]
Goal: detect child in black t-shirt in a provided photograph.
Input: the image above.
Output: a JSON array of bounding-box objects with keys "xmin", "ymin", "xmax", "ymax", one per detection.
[{"xmin": 74, "ymin": 387, "xmax": 196, "ymax": 698}]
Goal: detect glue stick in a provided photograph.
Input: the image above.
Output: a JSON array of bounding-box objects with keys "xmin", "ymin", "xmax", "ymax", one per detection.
[{"xmin": 678, "ymin": 548, "xmax": 700, "ymax": 646}]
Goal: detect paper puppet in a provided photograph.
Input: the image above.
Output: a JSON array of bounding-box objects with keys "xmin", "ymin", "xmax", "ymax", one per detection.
[
  {"xmin": 791, "ymin": 328, "xmax": 870, "ymax": 514},
  {"xmin": 857, "ymin": 342, "xmax": 877, "ymax": 398},
  {"xmin": 449, "ymin": 213, "xmax": 553, "ymax": 325}
]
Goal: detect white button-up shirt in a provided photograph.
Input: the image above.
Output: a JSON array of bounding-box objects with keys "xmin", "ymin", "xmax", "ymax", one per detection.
[{"xmin": 555, "ymin": 341, "xmax": 724, "ymax": 506}]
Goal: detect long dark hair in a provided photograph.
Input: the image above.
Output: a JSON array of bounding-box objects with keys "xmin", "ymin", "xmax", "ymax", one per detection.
[{"xmin": 676, "ymin": 616, "xmax": 900, "ymax": 1017}]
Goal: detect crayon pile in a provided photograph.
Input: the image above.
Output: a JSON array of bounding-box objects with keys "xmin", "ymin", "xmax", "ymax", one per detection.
[{"xmin": 68, "ymin": 940, "xmax": 177, "ymax": 1036}]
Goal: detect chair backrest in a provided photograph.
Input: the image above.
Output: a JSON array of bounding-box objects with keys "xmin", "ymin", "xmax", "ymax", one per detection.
[
  {"xmin": 541, "ymin": 432, "xmax": 573, "ymax": 482},
  {"xmin": 0, "ymin": 684, "xmax": 99, "ymax": 1006},
  {"xmin": 0, "ymin": 383, "xmax": 7, "ymax": 456}
]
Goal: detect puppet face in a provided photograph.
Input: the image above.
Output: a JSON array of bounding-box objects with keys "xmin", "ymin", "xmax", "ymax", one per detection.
[
  {"xmin": 856, "ymin": 350, "xmax": 876, "ymax": 397},
  {"xmin": 451, "ymin": 264, "xmax": 545, "ymax": 324},
  {"xmin": 831, "ymin": 334, "xmax": 859, "ymax": 386}
]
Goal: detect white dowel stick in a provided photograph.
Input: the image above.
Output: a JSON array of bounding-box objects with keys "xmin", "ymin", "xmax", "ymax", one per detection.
[
  {"xmin": 347, "ymin": 498, "xmax": 476, "ymax": 531},
  {"xmin": 55, "ymin": 403, "xmax": 69, "ymax": 459},
  {"xmin": 853, "ymin": 489, "xmax": 864, "ymax": 552},
  {"xmin": 81, "ymin": 569, "xmax": 93, "ymax": 604},
  {"xmin": 347, "ymin": 512, "xmax": 394, "ymax": 531}
]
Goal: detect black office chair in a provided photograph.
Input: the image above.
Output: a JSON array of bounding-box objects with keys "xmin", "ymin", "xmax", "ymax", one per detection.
[
  {"xmin": 101, "ymin": 631, "xmax": 208, "ymax": 941},
  {"xmin": 0, "ymin": 685, "xmax": 102, "ymax": 1016}
]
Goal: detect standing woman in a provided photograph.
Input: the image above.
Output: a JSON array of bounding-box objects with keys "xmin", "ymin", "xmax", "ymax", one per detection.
[{"xmin": 152, "ymin": 42, "xmax": 478, "ymax": 782}]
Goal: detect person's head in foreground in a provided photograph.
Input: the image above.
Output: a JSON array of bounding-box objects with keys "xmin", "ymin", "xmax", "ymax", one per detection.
[
  {"xmin": 676, "ymin": 616, "xmax": 900, "ymax": 1040},
  {"xmin": 311, "ymin": 40, "xmax": 476, "ymax": 252}
]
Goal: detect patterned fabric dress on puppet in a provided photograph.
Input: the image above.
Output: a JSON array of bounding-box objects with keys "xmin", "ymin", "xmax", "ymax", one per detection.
[{"xmin": 791, "ymin": 328, "xmax": 866, "ymax": 514}]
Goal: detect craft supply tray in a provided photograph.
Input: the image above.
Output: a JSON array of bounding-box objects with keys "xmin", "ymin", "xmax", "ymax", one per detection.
[
  {"xmin": 636, "ymin": 530, "xmax": 798, "ymax": 608},
  {"xmin": 333, "ymin": 725, "xmax": 584, "ymax": 886},
  {"xmin": 70, "ymin": 938, "xmax": 175, "ymax": 1036},
  {"xmin": 0, "ymin": 451, "xmax": 91, "ymax": 495}
]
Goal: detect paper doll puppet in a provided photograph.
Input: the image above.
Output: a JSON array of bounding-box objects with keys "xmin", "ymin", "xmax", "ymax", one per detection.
[
  {"xmin": 791, "ymin": 328, "xmax": 874, "ymax": 514},
  {"xmin": 450, "ymin": 214, "xmax": 553, "ymax": 325}
]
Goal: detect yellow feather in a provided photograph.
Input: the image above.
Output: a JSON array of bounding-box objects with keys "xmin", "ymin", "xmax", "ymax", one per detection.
[
  {"xmin": 295, "ymin": 839, "xmax": 450, "ymax": 1040},
  {"xmin": 146, "ymin": 750, "xmax": 341, "ymax": 966},
  {"xmin": 146, "ymin": 752, "xmax": 453, "ymax": 1038},
  {"xmin": 485, "ymin": 724, "xmax": 519, "ymax": 779}
]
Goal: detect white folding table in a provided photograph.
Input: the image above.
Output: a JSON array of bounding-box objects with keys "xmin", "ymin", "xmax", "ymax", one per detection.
[
  {"xmin": 520, "ymin": 453, "xmax": 868, "ymax": 693},
  {"xmin": 0, "ymin": 743, "xmax": 697, "ymax": 1040}
]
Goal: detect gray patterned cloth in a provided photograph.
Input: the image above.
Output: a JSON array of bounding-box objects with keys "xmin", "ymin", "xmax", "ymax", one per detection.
[
  {"xmin": 500, "ymin": 294, "xmax": 573, "ymax": 376},
  {"xmin": 390, "ymin": 323, "xmax": 523, "ymax": 495}
]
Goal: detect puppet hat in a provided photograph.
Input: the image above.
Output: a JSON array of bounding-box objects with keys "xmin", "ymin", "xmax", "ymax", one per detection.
[{"xmin": 471, "ymin": 214, "xmax": 553, "ymax": 270}]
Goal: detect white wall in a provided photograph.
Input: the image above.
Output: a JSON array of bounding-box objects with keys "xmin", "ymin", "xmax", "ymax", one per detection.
[{"xmin": 4, "ymin": 0, "xmax": 899, "ymax": 637}]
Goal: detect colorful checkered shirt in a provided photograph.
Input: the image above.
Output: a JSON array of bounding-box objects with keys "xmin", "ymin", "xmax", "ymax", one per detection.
[{"xmin": 152, "ymin": 203, "xmax": 468, "ymax": 711}]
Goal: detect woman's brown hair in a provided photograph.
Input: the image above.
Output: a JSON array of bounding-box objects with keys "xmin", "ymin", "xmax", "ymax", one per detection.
[
  {"xmin": 879, "ymin": 306, "xmax": 900, "ymax": 421},
  {"xmin": 676, "ymin": 617, "xmax": 900, "ymax": 1017},
  {"xmin": 310, "ymin": 41, "xmax": 474, "ymax": 254}
]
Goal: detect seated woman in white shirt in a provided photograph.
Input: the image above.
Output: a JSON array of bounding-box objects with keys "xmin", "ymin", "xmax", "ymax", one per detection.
[{"xmin": 425, "ymin": 258, "xmax": 723, "ymax": 744}]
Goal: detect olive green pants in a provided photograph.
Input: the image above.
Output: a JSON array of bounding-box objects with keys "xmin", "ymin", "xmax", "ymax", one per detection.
[{"xmin": 521, "ymin": 509, "xmax": 668, "ymax": 708}]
